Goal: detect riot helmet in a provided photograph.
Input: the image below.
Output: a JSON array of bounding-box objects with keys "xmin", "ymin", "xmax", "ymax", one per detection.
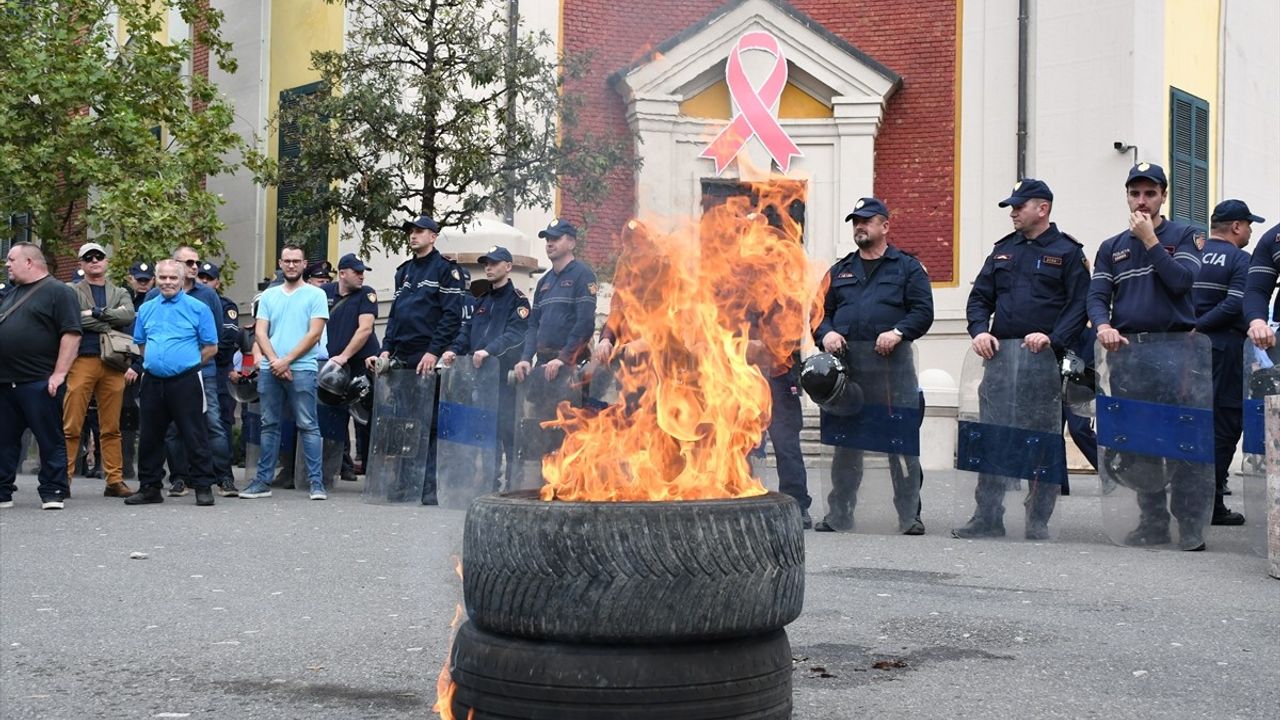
[
  {"xmin": 798, "ymin": 352, "xmax": 863, "ymax": 416},
  {"xmin": 229, "ymin": 369, "xmax": 260, "ymax": 404},
  {"xmin": 317, "ymin": 361, "xmax": 351, "ymax": 406},
  {"xmin": 347, "ymin": 375, "xmax": 373, "ymax": 425},
  {"xmin": 1100, "ymin": 448, "xmax": 1169, "ymax": 494},
  {"xmin": 1060, "ymin": 349, "xmax": 1097, "ymax": 417}
]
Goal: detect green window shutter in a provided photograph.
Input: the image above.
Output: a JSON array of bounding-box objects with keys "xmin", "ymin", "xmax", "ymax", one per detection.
[
  {"xmin": 276, "ymin": 82, "xmax": 327, "ymax": 262},
  {"xmin": 1169, "ymin": 87, "xmax": 1210, "ymax": 229}
]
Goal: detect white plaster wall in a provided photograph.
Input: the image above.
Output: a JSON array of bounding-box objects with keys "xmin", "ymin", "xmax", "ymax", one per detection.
[{"xmin": 1219, "ymin": 0, "xmax": 1280, "ymax": 227}]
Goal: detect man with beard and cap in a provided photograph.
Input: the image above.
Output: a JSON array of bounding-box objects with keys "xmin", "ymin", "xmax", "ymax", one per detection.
[
  {"xmin": 957, "ymin": 179, "xmax": 1090, "ymax": 540},
  {"xmin": 322, "ymin": 253, "xmax": 380, "ymax": 480},
  {"xmin": 366, "ymin": 215, "xmax": 464, "ymax": 504},
  {"xmin": 1088, "ymin": 162, "xmax": 1208, "ymax": 550},
  {"xmin": 813, "ymin": 197, "xmax": 934, "ymax": 534},
  {"xmin": 1193, "ymin": 199, "xmax": 1264, "ymax": 527},
  {"xmin": 198, "ymin": 262, "xmax": 242, "ymax": 483},
  {"xmin": 441, "ymin": 245, "xmax": 529, "ymax": 491},
  {"xmin": 0, "ymin": 243, "xmax": 82, "ymax": 510},
  {"xmin": 125, "ymin": 259, "xmax": 220, "ymax": 507},
  {"xmin": 144, "ymin": 245, "xmax": 238, "ymax": 497},
  {"xmin": 514, "ymin": 219, "xmax": 598, "ymax": 383},
  {"xmin": 240, "ymin": 243, "xmax": 330, "ymax": 500},
  {"xmin": 119, "ymin": 261, "xmax": 155, "ymax": 479},
  {"xmin": 62, "ymin": 241, "xmax": 138, "ymax": 499}
]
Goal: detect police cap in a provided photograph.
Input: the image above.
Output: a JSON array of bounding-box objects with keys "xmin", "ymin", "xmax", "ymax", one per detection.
[
  {"xmin": 844, "ymin": 197, "xmax": 890, "ymax": 222},
  {"xmin": 998, "ymin": 178, "xmax": 1054, "ymax": 207}
]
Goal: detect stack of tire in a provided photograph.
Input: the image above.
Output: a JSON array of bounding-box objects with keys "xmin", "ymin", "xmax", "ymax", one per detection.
[{"xmin": 451, "ymin": 490, "xmax": 806, "ymax": 719}]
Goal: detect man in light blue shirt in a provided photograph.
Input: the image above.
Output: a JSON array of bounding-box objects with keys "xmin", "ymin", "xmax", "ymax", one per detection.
[
  {"xmin": 125, "ymin": 259, "xmax": 219, "ymax": 507},
  {"xmin": 241, "ymin": 243, "xmax": 330, "ymax": 500}
]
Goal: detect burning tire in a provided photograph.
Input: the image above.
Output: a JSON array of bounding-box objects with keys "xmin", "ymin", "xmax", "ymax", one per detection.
[
  {"xmin": 463, "ymin": 491, "xmax": 805, "ymax": 643},
  {"xmin": 449, "ymin": 621, "xmax": 793, "ymax": 719}
]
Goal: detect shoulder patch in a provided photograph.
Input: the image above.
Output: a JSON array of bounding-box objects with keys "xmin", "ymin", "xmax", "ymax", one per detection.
[
  {"xmin": 367, "ymin": 292, "xmax": 376, "ymax": 304},
  {"xmin": 1193, "ymin": 231, "xmax": 1206, "ymax": 251},
  {"xmin": 451, "ymin": 268, "xmax": 460, "ymax": 280},
  {"xmin": 587, "ymin": 282, "xmax": 598, "ymax": 296},
  {"xmin": 227, "ymin": 308, "xmax": 238, "ymax": 320},
  {"xmin": 517, "ymin": 306, "xmax": 529, "ymax": 319}
]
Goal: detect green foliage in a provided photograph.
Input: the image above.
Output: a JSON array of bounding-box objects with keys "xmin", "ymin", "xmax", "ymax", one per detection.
[
  {"xmin": 0, "ymin": 0, "xmax": 275, "ymax": 287},
  {"xmin": 276, "ymin": 0, "xmax": 635, "ymax": 256}
]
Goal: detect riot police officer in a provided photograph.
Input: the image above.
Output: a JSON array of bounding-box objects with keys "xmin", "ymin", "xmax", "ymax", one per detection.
[
  {"xmin": 1087, "ymin": 162, "xmax": 1209, "ymax": 551},
  {"xmin": 367, "ymin": 215, "xmax": 465, "ymax": 504},
  {"xmin": 813, "ymin": 197, "xmax": 933, "ymax": 534},
  {"xmin": 514, "ymin": 219, "xmax": 598, "ymax": 382},
  {"xmin": 442, "ymin": 246, "xmax": 530, "ymax": 490},
  {"xmin": 119, "ymin": 261, "xmax": 154, "ymax": 479},
  {"xmin": 1194, "ymin": 200, "xmax": 1263, "ymax": 526},
  {"xmin": 1243, "ymin": 221, "xmax": 1280, "ymax": 348},
  {"xmin": 197, "ymin": 262, "xmax": 242, "ymax": 495},
  {"xmin": 322, "ymin": 253, "xmax": 380, "ymax": 480},
  {"xmin": 957, "ymin": 178, "xmax": 1089, "ymax": 540}
]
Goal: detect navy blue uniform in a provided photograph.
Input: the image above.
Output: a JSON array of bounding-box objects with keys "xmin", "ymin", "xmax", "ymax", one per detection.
[
  {"xmin": 522, "ymin": 259, "xmax": 598, "ymax": 365},
  {"xmin": 1242, "ymin": 222, "xmax": 1280, "ymax": 324},
  {"xmin": 966, "ymin": 223, "xmax": 1090, "ymax": 351},
  {"xmin": 383, "ymin": 249, "xmax": 464, "ymax": 364},
  {"xmin": 815, "ymin": 246, "xmax": 933, "ymax": 343},
  {"xmin": 1088, "ymin": 218, "xmax": 1202, "ymax": 333},
  {"xmin": 1194, "ymin": 237, "xmax": 1250, "ymax": 504},
  {"xmin": 322, "ymin": 283, "xmax": 380, "ymax": 363},
  {"xmin": 214, "ymin": 294, "xmax": 240, "ymax": 437}
]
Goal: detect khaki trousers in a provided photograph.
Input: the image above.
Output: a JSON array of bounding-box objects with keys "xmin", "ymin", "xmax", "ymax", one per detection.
[{"xmin": 63, "ymin": 355, "xmax": 127, "ymax": 487}]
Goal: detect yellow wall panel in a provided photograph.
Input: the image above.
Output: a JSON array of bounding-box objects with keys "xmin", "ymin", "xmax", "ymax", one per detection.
[{"xmin": 1164, "ymin": 0, "xmax": 1221, "ymax": 208}]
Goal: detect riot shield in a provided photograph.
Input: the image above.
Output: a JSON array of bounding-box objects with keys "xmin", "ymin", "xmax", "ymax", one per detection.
[
  {"xmin": 1241, "ymin": 341, "xmax": 1280, "ymax": 557},
  {"xmin": 816, "ymin": 342, "xmax": 924, "ymax": 535},
  {"xmin": 954, "ymin": 343, "xmax": 1066, "ymax": 541},
  {"xmin": 512, "ymin": 367, "xmax": 587, "ymax": 492},
  {"xmin": 435, "ymin": 361, "xmax": 502, "ymax": 509},
  {"xmin": 363, "ymin": 369, "xmax": 438, "ymax": 504},
  {"xmin": 313, "ymin": 403, "xmax": 349, "ymax": 491},
  {"xmin": 1096, "ymin": 333, "xmax": 1214, "ymax": 550},
  {"xmin": 242, "ymin": 401, "xmax": 261, "ymax": 487}
]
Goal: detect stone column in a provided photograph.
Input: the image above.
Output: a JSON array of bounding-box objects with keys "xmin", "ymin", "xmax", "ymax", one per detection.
[{"xmin": 1265, "ymin": 396, "xmax": 1280, "ymax": 578}]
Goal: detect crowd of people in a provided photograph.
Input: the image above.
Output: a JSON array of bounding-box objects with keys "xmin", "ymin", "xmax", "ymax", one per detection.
[{"xmin": 1, "ymin": 163, "xmax": 1276, "ymax": 556}]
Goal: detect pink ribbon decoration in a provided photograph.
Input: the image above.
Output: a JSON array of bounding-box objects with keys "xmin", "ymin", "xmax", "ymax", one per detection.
[{"xmin": 700, "ymin": 31, "xmax": 802, "ymax": 174}]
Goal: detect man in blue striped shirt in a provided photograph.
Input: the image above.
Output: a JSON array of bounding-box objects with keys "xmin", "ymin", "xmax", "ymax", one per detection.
[{"xmin": 125, "ymin": 260, "xmax": 219, "ymax": 507}]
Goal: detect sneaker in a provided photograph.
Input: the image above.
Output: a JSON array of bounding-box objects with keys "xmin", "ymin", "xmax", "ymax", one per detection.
[
  {"xmin": 124, "ymin": 485, "xmax": 165, "ymax": 505},
  {"xmin": 195, "ymin": 485, "xmax": 215, "ymax": 507},
  {"xmin": 1211, "ymin": 508, "xmax": 1245, "ymax": 526},
  {"xmin": 309, "ymin": 487, "xmax": 328, "ymax": 501},
  {"xmin": 41, "ymin": 500, "xmax": 64, "ymax": 510},
  {"xmin": 0, "ymin": 500, "xmax": 14, "ymax": 509},
  {"xmin": 951, "ymin": 516, "xmax": 1005, "ymax": 539},
  {"xmin": 216, "ymin": 482, "xmax": 239, "ymax": 498},
  {"xmin": 239, "ymin": 482, "xmax": 273, "ymax": 499},
  {"xmin": 104, "ymin": 483, "xmax": 134, "ymax": 498},
  {"xmin": 168, "ymin": 480, "xmax": 189, "ymax": 497}
]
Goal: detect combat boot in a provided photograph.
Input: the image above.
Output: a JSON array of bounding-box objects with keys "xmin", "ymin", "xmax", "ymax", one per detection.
[
  {"xmin": 1024, "ymin": 483, "xmax": 1059, "ymax": 540},
  {"xmin": 951, "ymin": 513, "xmax": 1005, "ymax": 539},
  {"xmin": 1123, "ymin": 518, "xmax": 1171, "ymax": 546}
]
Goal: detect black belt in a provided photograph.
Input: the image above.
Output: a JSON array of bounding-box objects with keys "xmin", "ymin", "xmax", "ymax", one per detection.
[{"xmin": 1126, "ymin": 329, "xmax": 1193, "ymax": 343}]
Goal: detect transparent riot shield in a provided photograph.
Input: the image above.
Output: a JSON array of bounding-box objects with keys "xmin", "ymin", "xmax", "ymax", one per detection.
[
  {"xmin": 435, "ymin": 361, "xmax": 502, "ymax": 509},
  {"xmin": 313, "ymin": 403, "xmax": 349, "ymax": 491},
  {"xmin": 954, "ymin": 344, "xmax": 1066, "ymax": 541},
  {"xmin": 815, "ymin": 342, "xmax": 924, "ymax": 535},
  {"xmin": 512, "ymin": 367, "xmax": 587, "ymax": 492},
  {"xmin": 363, "ymin": 369, "xmax": 438, "ymax": 504},
  {"xmin": 1241, "ymin": 341, "xmax": 1280, "ymax": 557},
  {"xmin": 1096, "ymin": 333, "xmax": 1214, "ymax": 550}
]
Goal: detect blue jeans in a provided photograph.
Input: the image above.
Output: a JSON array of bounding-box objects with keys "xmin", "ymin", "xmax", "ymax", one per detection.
[
  {"xmin": 164, "ymin": 368, "xmax": 233, "ymax": 487},
  {"xmin": 255, "ymin": 369, "xmax": 322, "ymax": 487},
  {"xmin": 0, "ymin": 380, "xmax": 70, "ymax": 502}
]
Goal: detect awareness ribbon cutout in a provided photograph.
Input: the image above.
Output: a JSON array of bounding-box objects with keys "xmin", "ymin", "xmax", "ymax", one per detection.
[{"xmin": 700, "ymin": 31, "xmax": 802, "ymax": 174}]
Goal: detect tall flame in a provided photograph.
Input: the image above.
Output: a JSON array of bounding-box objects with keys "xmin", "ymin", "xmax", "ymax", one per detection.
[
  {"xmin": 433, "ymin": 558, "xmax": 468, "ymax": 720},
  {"xmin": 540, "ymin": 181, "xmax": 818, "ymax": 502}
]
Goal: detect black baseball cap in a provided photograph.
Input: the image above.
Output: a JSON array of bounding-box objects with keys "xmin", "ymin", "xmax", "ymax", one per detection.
[
  {"xmin": 129, "ymin": 261, "xmax": 155, "ymax": 280},
  {"xmin": 998, "ymin": 178, "xmax": 1054, "ymax": 207},
  {"xmin": 304, "ymin": 260, "xmax": 333, "ymax": 280},
  {"xmin": 1126, "ymin": 162, "xmax": 1168, "ymax": 188},
  {"xmin": 479, "ymin": 245, "xmax": 513, "ymax": 263},
  {"xmin": 844, "ymin": 197, "xmax": 889, "ymax": 221},
  {"xmin": 197, "ymin": 262, "xmax": 221, "ymax": 280},
  {"xmin": 1211, "ymin": 199, "xmax": 1265, "ymax": 225},
  {"xmin": 538, "ymin": 218, "xmax": 578, "ymax": 239},
  {"xmin": 402, "ymin": 215, "xmax": 441, "ymax": 233},
  {"xmin": 337, "ymin": 253, "xmax": 370, "ymax": 272}
]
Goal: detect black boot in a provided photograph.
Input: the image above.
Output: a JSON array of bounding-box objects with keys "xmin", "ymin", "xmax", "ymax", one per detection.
[
  {"xmin": 1211, "ymin": 503, "xmax": 1245, "ymax": 526},
  {"xmin": 195, "ymin": 485, "xmax": 216, "ymax": 506},
  {"xmin": 1125, "ymin": 492, "xmax": 1171, "ymax": 546},
  {"xmin": 951, "ymin": 513, "xmax": 1005, "ymax": 539},
  {"xmin": 1024, "ymin": 482, "xmax": 1059, "ymax": 540},
  {"xmin": 123, "ymin": 485, "xmax": 164, "ymax": 505}
]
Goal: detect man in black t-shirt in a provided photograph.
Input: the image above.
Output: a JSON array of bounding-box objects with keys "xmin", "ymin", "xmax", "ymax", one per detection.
[{"xmin": 0, "ymin": 243, "xmax": 83, "ymax": 509}]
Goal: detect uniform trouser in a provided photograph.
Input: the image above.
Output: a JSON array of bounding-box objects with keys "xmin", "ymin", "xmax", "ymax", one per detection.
[
  {"xmin": 1211, "ymin": 342, "xmax": 1245, "ymax": 507},
  {"xmin": 254, "ymin": 370, "xmax": 323, "ymax": 489},
  {"xmin": 0, "ymin": 380, "xmax": 70, "ymax": 503},
  {"xmin": 768, "ymin": 375, "xmax": 810, "ymax": 510},
  {"xmin": 397, "ymin": 350, "xmax": 440, "ymax": 502},
  {"xmin": 120, "ymin": 380, "xmax": 140, "ymax": 478},
  {"xmin": 827, "ymin": 447, "xmax": 921, "ymax": 529},
  {"xmin": 62, "ymin": 356, "xmax": 126, "ymax": 487},
  {"xmin": 137, "ymin": 370, "xmax": 215, "ymax": 490},
  {"xmin": 163, "ymin": 369, "xmax": 233, "ymax": 488},
  {"xmin": 495, "ymin": 383, "xmax": 517, "ymax": 492}
]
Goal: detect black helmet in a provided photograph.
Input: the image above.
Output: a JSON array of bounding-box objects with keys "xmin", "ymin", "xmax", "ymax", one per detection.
[
  {"xmin": 799, "ymin": 352, "xmax": 863, "ymax": 415},
  {"xmin": 1101, "ymin": 448, "xmax": 1168, "ymax": 494},
  {"xmin": 347, "ymin": 375, "xmax": 373, "ymax": 425},
  {"xmin": 229, "ymin": 369, "xmax": 260, "ymax": 404},
  {"xmin": 317, "ymin": 361, "xmax": 351, "ymax": 406}
]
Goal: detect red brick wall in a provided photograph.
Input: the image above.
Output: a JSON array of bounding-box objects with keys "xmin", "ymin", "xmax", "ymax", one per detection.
[{"xmin": 561, "ymin": 0, "xmax": 958, "ymax": 281}]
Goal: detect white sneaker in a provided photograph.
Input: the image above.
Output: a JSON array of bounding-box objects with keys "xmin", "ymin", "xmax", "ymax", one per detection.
[
  {"xmin": 41, "ymin": 501, "xmax": 64, "ymax": 510},
  {"xmin": 309, "ymin": 489, "xmax": 327, "ymax": 501},
  {"xmin": 0, "ymin": 501, "xmax": 14, "ymax": 509}
]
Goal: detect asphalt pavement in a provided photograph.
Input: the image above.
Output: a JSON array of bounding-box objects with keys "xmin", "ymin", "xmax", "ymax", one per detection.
[{"xmin": 1, "ymin": 469, "xmax": 1275, "ymax": 719}]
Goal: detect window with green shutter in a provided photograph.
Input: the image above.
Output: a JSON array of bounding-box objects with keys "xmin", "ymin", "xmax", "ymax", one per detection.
[
  {"xmin": 1169, "ymin": 87, "xmax": 1209, "ymax": 229},
  {"xmin": 276, "ymin": 82, "xmax": 327, "ymax": 262}
]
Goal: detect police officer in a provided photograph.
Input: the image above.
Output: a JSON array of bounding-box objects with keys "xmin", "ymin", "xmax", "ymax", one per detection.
[
  {"xmin": 813, "ymin": 197, "xmax": 933, "ymax": 534},
  {"xmin": 1088, "ymin": 162, "xmax": 1208, "ymax": 550},
  {"xmin": 119, "ymin": 261, "xmax": 154, "ymax": 479},
  {"xmin": 197, "ymin": 262, "xmax": 242, "ymax": 495},
  {"xmin": 514, "ymin": 219, "xmax": 599, "ymax": 383},
  {"xmin": 957, "ymin": 178, "xmax": 1090, "ymax": 540},
  {"xmin": 305, "ymin": 260, "xmax": 333, "ymax": 288},
  {"xmin": 441, "ymin": 245, "xmax": 530, "ymax": 490},
  {"xmin": 367, "ymin": 215, "xmax": 465, "ymax": 504},
  {"xmin": 322, "ymin": 253, "xmax": 380, "ymax": 480},
  {"xmin": 1243, "ymin": 221, "xmax": 1280, "ymax": 348},
  {"xmin": 1194, "ymin": 200, "xmax": 1263, "ymax": 526}
]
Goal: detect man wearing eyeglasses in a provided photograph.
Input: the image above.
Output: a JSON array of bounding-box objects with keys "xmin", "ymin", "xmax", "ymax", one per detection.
[
  {"xmin": 62, "ymin": 242, "xmax": 137, "ymax": 499},
  {"xmin": 142, "ymin": 245, "xmax": 238, "ymax": 498}
]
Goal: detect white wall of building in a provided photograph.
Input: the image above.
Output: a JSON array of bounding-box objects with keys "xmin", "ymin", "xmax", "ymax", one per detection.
[{"xmin": 1219, "ymin": 0, "xmax": 1280, "ymax": 228}]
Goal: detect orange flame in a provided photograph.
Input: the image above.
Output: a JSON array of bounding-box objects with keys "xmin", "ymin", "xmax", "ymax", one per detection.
[
  {"xmin": 540, "ymin": 181, "xmax": 818, "ymax": 502},
  {"xmin": 433, "ymin": 558, "xmax": 467, "ymax": 720}
]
